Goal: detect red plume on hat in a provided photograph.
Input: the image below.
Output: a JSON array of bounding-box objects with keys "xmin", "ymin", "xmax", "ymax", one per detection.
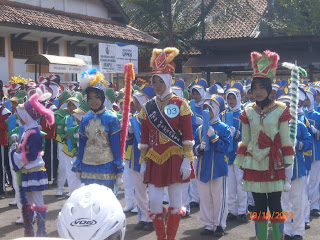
[
  {"xmin": 150, "ymin": 47, "xmax": 179, "ymax": 76},
  {"xmin": 251, "ymin": 50, "xmax": 279, "ymax": 80}
]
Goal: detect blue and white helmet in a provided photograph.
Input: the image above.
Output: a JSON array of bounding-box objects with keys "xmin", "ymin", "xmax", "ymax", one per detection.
[{"xmin": 57, "ymin": 184, "xmax": 126, "ymax": 240}]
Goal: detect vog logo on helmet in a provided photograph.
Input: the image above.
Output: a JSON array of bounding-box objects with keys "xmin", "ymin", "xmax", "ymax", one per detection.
[{"xmin": 70, "ymin": 218, "xmax": 97, "ymax": 227}]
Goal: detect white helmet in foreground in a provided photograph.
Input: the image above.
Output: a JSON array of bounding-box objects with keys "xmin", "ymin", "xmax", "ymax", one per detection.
[{"xmin": 57, "ymin": 184, "xmax": 126, "ymax": 240}]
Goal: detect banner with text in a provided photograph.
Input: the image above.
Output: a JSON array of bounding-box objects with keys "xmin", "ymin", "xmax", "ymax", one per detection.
[{"xmin": 99, "ymin": 43, "xmax": 138, "ymax": 73}]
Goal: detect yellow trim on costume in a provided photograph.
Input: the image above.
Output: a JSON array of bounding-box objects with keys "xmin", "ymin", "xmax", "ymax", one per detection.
[
  {"xmin": 298, "ymin": 141, "xmax": 303, "ymax": 151},
  {"xmin": 111, "ymin": 129, "xmax": 121, "ymax": 136},
  {"xmin": 198, "ymin": 156, "xmax": 202, "ymax": 180},
  {"xmin": 124, "ymin": 145, "xmax": 132, "ymax": 161},
  {"xmin": 180, "ymin": 99, "xmax": 193, "ymax": 117},
  {"xmin": 182, "ymin": 144, "xmax": 195, "ymax": 161},
  {"xmin": 22, "ymin": 166, "xmax": 46, "ymax": 174},
  {"xmin": 303, "ymin": 150, "xmax": 312, "ymax": 156},
  {"xmin": 81, "ymin": 172, "xmax": 117, "ymax": 180},
  {"xmin": 146, "ymin": 146, "xmax": 182, "ymax": 165},
  {"xmin": 131, "ymin": 145, "xmax": 134, "ymax": 169},
  {"xmin": 295, "ymin": 157, "xmax": 298, "ymax": 179},
  {"xmin": 211, "ymin": 136, "xmax": 219, "ymax": 143},
  {"xmin": 139, "ymin": 107, "xmax": 147, "ymax": 120},
  {"xmin": 139, "ymin": 147, "xmax": 149, "ymax": 164},
  {"xmin": 62, "ymin": 144, "xmax": 74, "ymax": 157}
]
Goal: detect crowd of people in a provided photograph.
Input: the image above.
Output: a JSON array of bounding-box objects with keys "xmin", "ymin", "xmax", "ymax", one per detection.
[{"xmin": 0, "ymin": 48, "xmax": 320, "ymax": 240}]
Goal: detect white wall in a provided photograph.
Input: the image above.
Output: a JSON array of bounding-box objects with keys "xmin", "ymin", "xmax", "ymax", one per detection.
[
  {"xmin": 8, "ymin": 0, "xmax": 109, "ymax": 20},
  {"xmin": 0, "ymin": 36, "xmax": 9, "ymax": 84}
]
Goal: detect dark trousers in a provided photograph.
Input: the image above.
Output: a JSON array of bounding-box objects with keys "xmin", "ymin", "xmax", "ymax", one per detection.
[
  {"xmin": 43, "ymin": 139, "xmax": 58, "ymax": 181},
  {"xmin": 0, "ymin": 145, "xmax": 10, "ymax": 194},
  {"xmin": 252, "ymin": 191, "xmax": 282, "ymax": 216}
]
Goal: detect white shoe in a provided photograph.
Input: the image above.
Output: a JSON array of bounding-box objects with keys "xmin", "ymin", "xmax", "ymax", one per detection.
[
  {"xmin": 9, "ymin": 200, "xmax": 17, "ymax": 206},
  {"xmin": 15, "ymin": 216, "xmax": 24, "ymax": 225},
  {"xmin": 56, "ymin": 190, "xmax": 63, "ymax": 196},
  {"xmin": 131, "ymin": 206, "xmax": 138, "ymax": 213},
  {"xmin": 123, "ymin": 205, "xmax": 134, "ymax": 213}
]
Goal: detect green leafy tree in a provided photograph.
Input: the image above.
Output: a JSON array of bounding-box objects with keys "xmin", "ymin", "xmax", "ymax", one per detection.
[{"xmin": 275, "ymin": 0, "xmax": 320, "ymax": 35}]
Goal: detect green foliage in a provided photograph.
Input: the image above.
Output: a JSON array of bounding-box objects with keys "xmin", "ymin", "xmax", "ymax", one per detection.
[
  {"xmin": 118, "ymin": 0, "xmax": 213, "ymax": 52},
  {"xmin": 276, "ymin": 0, "xmax": 320, "ymax": 36}
]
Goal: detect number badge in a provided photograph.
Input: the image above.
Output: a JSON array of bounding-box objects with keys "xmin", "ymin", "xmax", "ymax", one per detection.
[{"xmin": 164, "ymin": 104, "xmax": 179, "ymax": 118}]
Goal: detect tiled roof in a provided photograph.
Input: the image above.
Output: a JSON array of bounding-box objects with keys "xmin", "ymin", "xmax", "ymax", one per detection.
[
  {"xmin": 187, "ymin": 0, "xmax": 267, "ymax": 40},
  {"xmin": 0, "ymin": 1, "xmax": 158, "ymax": 46}
]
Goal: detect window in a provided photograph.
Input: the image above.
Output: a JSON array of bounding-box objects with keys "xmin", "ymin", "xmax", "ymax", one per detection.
[
  {"xmin": 0, "ymin": 37, "xmax": 5, "ymax": 57},
  {"xmin": 13, "ymin": 40, "xmax": 38, "ymax": 59},
  {"xmin": 47, "ymin": 43, "xmax": 59, "ymax": 55},
  {"xmin": 69, "ymin": 45, "xmax": 86, "ymax": 57}
]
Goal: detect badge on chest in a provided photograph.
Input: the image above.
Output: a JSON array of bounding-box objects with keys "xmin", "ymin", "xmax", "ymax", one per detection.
[{"xmin": 164, "ymin": 104, "xmax": 179, "ymax": 118}]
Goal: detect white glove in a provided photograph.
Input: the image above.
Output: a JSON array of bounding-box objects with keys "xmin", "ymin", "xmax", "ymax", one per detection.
[
  {"xmin": 140, "ymin": 161, "xmax": 147, "ymax": 178},
  {"xmin": 207, "ymin": 126, "xmax": 215, "ymax": 137},
  {"xmin": 229, "ymin": 126, "xmax": 236, "ymax": 137},
  {"xmin": 283, "ymin": 165, "xmax": 293, "ymax": 192},
  {"xmin": 199, "ymin": 141, "xmax": 206, "ymax": 151},
  {"xmin": 195, "ymin": 116, "xmax": 203, "ymax": 125},
  {"xmin": 116, "ymin": 176, "xmax": 123, "ymax": 187},
  {"xmin": 128, "ymin": 121, "xmax": 133, "ymax": 134},
  {"xmin": 180, "ymin": 158, "xmax": 191, "ymax": 180},
  {"xmin": 310, "ymin": 125, "xmax": 318, "ymax": 134}
]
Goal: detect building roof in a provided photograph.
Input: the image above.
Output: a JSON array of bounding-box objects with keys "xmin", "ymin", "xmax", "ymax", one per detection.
[
  {"xmin": 184, "ymin": 51, "xmax": 320, "ymax": 68},
  {"xmin": 0, "ymin": 0, "xmax": 158, "ymax": 46},
  {"xmin": 187, "ymin": 0, "xmax": 267, "ymax": 40}
]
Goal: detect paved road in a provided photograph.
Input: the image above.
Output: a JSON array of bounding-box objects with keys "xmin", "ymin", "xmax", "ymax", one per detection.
[{"xmin": 0, "ymin": 184, "xmax": 319, "ymax": 239}]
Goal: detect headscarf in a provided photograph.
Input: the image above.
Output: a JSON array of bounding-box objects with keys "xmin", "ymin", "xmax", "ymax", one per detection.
[
  {"xmin": 16, "ymin": 107, "xmax": 38, "ymax": 131},
  {"xmin": 152, "ymin": 74, "xmax": 172, "ymax": 101},
  {"xmin": 133, "ymin": 92, "xmax": 148, "ymax": 107},
  {"xmin": 297, "ymin": 88, "xmax": 306, "ymax": 114},
  {"xmin": 306, "ymin": 91, "xmax": 315, "ymax": 111},
  {"xmin": 171, "ymin": 86, "xmax": 183, "ymax": 98},
  {"xmin": 226, "ymin": 90, "xmax": 242, "ymax": 111},
  {"xmin": 49, "ymin": 84, "xmax": 59, "ymax": 100},
  {"xmin": 191, "ymin": 87, "xmax": 206, "ymax": 107},
  {"xmin": 251, "ymin": 77, "xmax": 272, "ymax": 109},
  {"xmin": 86, "ymin": 87, "xmax": 105, "ymax": 112},
  {"xmin": 104, "ymin": 98, "xmax": 113, "ymax": 111},
  {"xmin": 203, "ymin": 99, "xmax": 220, "ymax": 124}
]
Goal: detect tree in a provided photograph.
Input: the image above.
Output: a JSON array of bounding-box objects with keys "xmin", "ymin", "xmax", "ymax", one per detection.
[
  {"xmin": 118, "ymin": 0, "xmax": 219, "ymax": 52},
  {"xmin": 275, "ymin": 0, "xmax": 320, "ymax": 36}
]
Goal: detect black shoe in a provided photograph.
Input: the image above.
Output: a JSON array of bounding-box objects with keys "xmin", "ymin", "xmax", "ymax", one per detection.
[
  {"xmin": 237, "ymin": 214, "xmax": 248, "ymax": 223},
  {"xmin": 305, "ymin": 222, "xmax": 310, "ymax": 229},
  {"xmin": 248, "ymin": 205, "xmax": 255, "ymax": 212},
  {"xmin": 284, "ymin": 235, "xmax": 292, "ymax": 240},
  {"xmin": 143, "ymin": 222, "xmax": 154, "ymax": 231},
  {"xmin": 134, "ymin": 221, "xmax": 147, "ymax": 230},
  {"xmin": 51, "ymin": 179, "xmax": 57, "ymax": 187},
  {"xmin": 200, "ymin": 228, "xmax": 214, "ymax": 235},
  {"xmin": 310, "ymin": 209, "xmax": 320, "ymax": 217},
  {"xmin": 227, "ymin": 213, "xmax": 237, "ymax": 221},
  {"xmin": 162, "ymin": 201, "xmax": 169, "ymax": 205},
  {"xmin": 182, "ymin": 211, "xmax": 190, "ymax": 218},
  {"xmin": 213, "ymin": 226, "xmax": 224, "ymax": 237},
  {"xmin": 190, "ymin": 201, "xmax": 199, "ymax": 208},
  {"xmin": 292, "ymin": 235, "xmax": 303, "ymax": 240}
]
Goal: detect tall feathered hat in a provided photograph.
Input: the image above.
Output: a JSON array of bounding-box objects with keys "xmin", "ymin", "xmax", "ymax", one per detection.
[
  {"xmin": 251, "ymin": 50, "xmax": 280, "ymax": 80},
  {"xmin": 79, "ymin": 67, "xmax": 108, "ymax": 94},
  {"xmin": 150, "ymin": 47, "xmax": 179, "ymax": 75}
]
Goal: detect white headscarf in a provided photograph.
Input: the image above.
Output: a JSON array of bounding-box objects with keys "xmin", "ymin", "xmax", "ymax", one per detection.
[
  {"xmin": 226, "ymin": 90, "xmax": 242, "ymax": 111},
  {"xmin": 49, "ymin": 84, "xmax": 59, "ymax": 100},
  {"xmin": 104, "ymin": 98, "xmax": 113, "ymax": 110},
  {"xmin": 152, "ymin": 74, "xmax": 172, "ymax": 101},
  {"xmin": 306, "ymin": 91, "xmax": 314, "ymax": 111},
  {"xmin": 191, "ymin": 86, "xmax": 206, "ymax": 107},
  {"xmin": 297, "ymin": 88, "xmax": 306, "ymax": 114},
  {"xmin": 203, "ymin": 99, "xmax": 220, "ymax": 124},
  {"xmin": 16, "ymin": 107, "xmax": 39, "ymax": 131},
  {"xmin": 133, "ymin": 92, "xmax": 148, "ymax": 107},
  {"xmin": 171, "ymin": 86, "xmax": 183, "ymax": 98}
]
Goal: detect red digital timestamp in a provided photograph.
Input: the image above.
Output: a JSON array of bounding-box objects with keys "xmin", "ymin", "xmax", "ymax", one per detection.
[{"xmin": 249, "ymin": 211, "xmax": 293, "ymax": 219}]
